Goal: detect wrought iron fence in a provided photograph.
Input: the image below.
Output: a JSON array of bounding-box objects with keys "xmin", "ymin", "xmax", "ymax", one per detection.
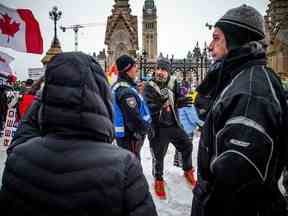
[{"xmin": 138, "ymin": 42, "xmax": 212, "ymax": 87}]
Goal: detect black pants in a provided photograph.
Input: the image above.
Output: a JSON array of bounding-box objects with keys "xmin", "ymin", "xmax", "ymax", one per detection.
[
  {"xmin": 149, "ymin": 126, "xmax": 193, "ymax": 180},
  {"xmin": 174, "ymin": 132, "xmax": 193, "ymax": 167},
  {"xmin": 116, "ymin": 135, "xmax": 145, "ymax": 161}
]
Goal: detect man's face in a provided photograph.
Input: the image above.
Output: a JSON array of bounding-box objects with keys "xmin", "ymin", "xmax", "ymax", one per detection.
[
  {"xmin": 208, "ymin": 27, "xmax": 228, "ymax": 61},
  {"xmin": 126, "ymin": 64, "xmax": 138, "ymax": 81},
  {"xmin": 155, "ymin": 68, "xmax": 169, "ymax": 82}
]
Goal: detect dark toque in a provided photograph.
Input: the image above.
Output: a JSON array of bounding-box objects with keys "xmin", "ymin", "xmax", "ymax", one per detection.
[
  {"xmin": 156, "ymin": 58, "xmax": 171, "ymax": 72},
  {"xmin": 116, "ymin": 55, "xmax": 136, "ymax": 74}
]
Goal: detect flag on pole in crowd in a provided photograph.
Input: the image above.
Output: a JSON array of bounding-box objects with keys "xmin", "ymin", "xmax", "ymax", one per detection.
[
  {"xmin": 107, "ymin": 63, "xmax": 118, "ymax": 85},
  {"xmin": 0, "ymin": 4, "xmax": 43, "ymax": 54}
]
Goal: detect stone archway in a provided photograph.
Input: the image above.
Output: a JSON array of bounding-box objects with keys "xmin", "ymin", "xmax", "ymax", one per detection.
[{"xmin": 105, "ymin": 1, "xmax": 138, "ymax": 67}]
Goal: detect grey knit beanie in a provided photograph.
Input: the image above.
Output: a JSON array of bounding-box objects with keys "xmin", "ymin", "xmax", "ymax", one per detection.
[
  {"xmin": 216, "ymin": 4, "xmax": 265, "ymax": 41},
  {"xmin": 156, "ymin": 58, "xmax": 171, "ymax": 72}
]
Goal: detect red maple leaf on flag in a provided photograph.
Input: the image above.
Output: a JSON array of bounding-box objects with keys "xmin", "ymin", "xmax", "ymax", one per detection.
[{"xmin": 0, "ymin": 13, "xmax": 20, "ymax": 43}]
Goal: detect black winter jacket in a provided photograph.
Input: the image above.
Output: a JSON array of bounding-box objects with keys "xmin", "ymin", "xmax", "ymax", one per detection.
[
  {"xmin": 0, "ymin": 52, "xmax": 157, "ymax": 216},
  {"xmin": 192, "ymin": 42, "xmax": 287, "ymax": 216}
]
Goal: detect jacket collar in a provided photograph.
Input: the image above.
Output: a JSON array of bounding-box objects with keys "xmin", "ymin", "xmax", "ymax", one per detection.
[
  {"xmin": 197, "ymin": 41, "xmax": 267, "ymax": 99},
  {"xmin": 117, "ymin": 72, "xmax": 137, "ymax": 87}
]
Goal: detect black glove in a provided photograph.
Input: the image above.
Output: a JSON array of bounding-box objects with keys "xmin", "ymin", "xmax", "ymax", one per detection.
[
  {"xmin": 132, "ymin": 132, "xmax": 143, "ymax": 141},
  {"xmin": 176, "ymin": 96, "xmax": 193, "ymax": 108}
]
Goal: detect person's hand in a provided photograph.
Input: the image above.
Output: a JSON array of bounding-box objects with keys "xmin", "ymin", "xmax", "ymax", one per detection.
[
  {"xmin": 137, "ymin": 81, "xmax": 145, "ymax": 95},
  {"xmin": 132, "ymin": 132, "xmax": 142, "ymax": 141}
]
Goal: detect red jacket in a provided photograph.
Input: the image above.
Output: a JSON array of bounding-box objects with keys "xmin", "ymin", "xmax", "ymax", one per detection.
[{"xmin": 18, "ymin": 94, "xmax": 37, "ymax": 119}]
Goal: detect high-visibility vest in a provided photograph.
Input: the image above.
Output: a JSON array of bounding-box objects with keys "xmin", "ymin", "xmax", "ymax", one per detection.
[{"xmin": 112, "ymin": 82, "xmax": 151, "ymax": 138}]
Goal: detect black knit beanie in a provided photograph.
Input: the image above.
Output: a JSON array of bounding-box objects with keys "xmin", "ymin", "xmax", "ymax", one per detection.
[{"xmin": 116, "ymin": 55, "xmax": 136, "ymax": 74}]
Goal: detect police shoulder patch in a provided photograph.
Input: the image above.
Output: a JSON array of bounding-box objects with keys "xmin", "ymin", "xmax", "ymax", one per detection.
[{"xmin": 126, "ymin": 97, "xmax": 137, "ymax": 108}]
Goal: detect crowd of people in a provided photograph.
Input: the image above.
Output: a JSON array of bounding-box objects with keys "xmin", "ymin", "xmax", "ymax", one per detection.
[
  {"xmin": 0, "ymin": 4, "xmax": 288, "ymax": 216},
  {"xmin": 0, "ymin": 77, "xmax": 44, "ymax": 138}
]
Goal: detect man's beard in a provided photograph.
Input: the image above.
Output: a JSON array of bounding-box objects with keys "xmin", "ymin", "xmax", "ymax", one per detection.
[{"xmin": 155, "ymin": 74, "xmax": 168, "ymax": 83}]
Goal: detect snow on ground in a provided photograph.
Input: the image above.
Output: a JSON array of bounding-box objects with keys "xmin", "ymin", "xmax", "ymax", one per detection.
[{"xmin": 140, "ymin": 132, "xmax": 200, "ymax": 216}]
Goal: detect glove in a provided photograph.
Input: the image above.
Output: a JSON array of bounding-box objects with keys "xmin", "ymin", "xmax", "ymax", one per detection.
[
  {"xmin": 132, "ymin": 132, "xmax": 143, "ymax": 141},
  {"xmin": 160, "ymin": 88, "xmax": 169, "ymax": 100},
  {"xmin": 176, "ymin": 96, "xmax": 193, "ymax": 108},
  {"xmin": 147, "ymin": 126, "xmax": 155, "ymax": 140}
]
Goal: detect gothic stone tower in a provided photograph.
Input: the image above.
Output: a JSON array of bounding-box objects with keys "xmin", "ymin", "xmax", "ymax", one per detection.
[
  {"xmin": 265, "ymin": 0, "xmax": 288, "ymax": 79},
  {"xmin": 105, "ymin": 0, "xmax": 139, "ymax": 68},
  {"xmin": 142, "ymin": 0, "xmax": 157, "ymax": 61}
]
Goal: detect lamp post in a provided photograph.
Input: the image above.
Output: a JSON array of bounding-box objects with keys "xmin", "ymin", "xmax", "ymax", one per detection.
[
  {"xmin": 41, "ymin": 6, "xmax": 62, "ymax": 65},
  {"xmin": 142, "ymin": 50, "xmax": 148, "ymax": 79},
  {"xmin": 49, "ymin": 6, "xmax": 62, "ymax": 47},
  {"xmin": 193, "ymin": 42, "xmax": 201, "ymax": 85},
  {"xmin": 201, "ymin": 42, "xmax": 209, "ymax": 81}
]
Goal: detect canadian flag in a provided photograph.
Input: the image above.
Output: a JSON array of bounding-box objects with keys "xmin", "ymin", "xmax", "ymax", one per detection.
[{"xmin": 0, "ymin": 4, "xmax": 43, "ymax": 54}]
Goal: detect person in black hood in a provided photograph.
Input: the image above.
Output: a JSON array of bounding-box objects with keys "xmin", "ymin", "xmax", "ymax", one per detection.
[
  {"xmin": 143, "ymin": 58, "xmax": 196, "ymax": 200},
  {"xmin": 0, "ymin": 52, "xmax": 157, "ymax": 216},
  {"xmin": 191, "ymin": 5, "xmax": 288, "ymax": 216},
  {"xmin": 112, "ymin": 54, "xmax": 152, "ymax": 161}
]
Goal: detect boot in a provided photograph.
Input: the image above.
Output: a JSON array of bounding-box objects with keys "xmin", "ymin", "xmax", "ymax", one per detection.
[
  {"xmin": 184, "ymin": 168, "xmax": 197, "ymax": 187},
  {"xmin": 154, "ymin": 180, "xmax": 166, "ymax": 199}
]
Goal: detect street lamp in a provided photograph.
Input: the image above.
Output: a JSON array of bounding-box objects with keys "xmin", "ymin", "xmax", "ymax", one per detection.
[
  {"xmin": 141, "ymin": 50, "xmax": 148, "ymax": 80},
  {"xmin": 49, "ymin": 6, "xmax": 62, "ymax": 47},
  {"xmin": 193, "ymin": 42, "xmax": 201, "ymax": 85}
]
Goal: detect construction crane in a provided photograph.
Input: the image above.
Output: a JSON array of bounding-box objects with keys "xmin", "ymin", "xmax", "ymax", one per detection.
[{"xmin": 60, "ymin": 22, "xmax": 105, "ymax": 51}]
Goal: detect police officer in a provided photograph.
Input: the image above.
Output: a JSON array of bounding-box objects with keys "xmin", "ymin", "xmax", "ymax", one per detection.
[{"xmin": 112, "ymin": 54, "xmax": 151, "ymax": 161}]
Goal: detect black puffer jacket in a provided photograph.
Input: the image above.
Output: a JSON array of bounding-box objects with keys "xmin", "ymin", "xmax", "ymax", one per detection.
[
  {"xmin": 0, "ymin": 52, "xmax": 157, "ymax": 216},
  {"xmin": 192, "ymin": 42, "xmax": 287, "ymax": 216}
]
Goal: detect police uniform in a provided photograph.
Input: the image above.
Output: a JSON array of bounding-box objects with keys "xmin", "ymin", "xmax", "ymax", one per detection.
[{"xmin": 112, "ymin": 55, "xmax": 151, "ymax": 160}]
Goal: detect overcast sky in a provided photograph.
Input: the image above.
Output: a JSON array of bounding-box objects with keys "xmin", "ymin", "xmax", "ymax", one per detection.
[{"xmin": 1, "ymin": 0, "xmax": 269, "ymax": 80}]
